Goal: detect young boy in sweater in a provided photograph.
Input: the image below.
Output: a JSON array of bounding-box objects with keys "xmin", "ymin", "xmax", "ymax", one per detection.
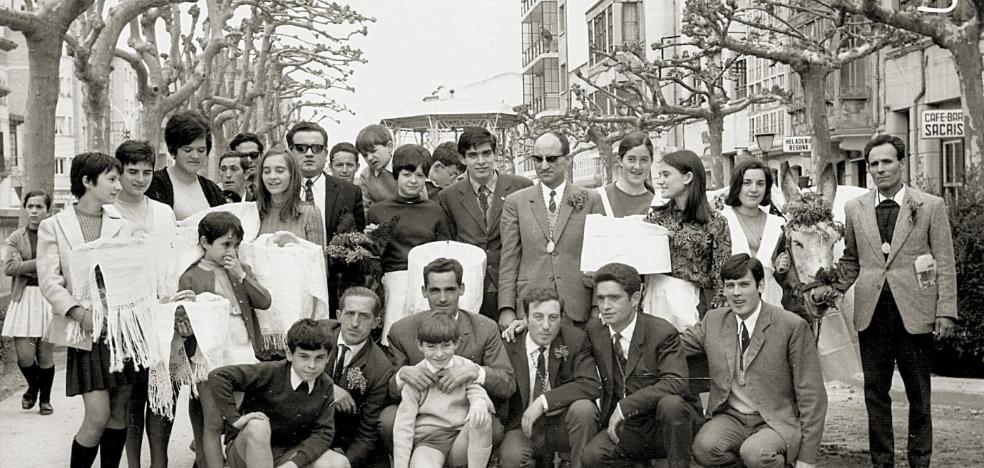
[
  {"xmin": 392, "ymin": 314, "xmax": 494, "ymax": 468},
  {"xmin": 209, "ymin": 318, "xmax": 336, "ymax": 468}
]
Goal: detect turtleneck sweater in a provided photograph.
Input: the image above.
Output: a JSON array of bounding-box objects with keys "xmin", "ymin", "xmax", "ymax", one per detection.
[{"xmin": 366, "ymin": 194, "xmax": 451, "ymax": 272}]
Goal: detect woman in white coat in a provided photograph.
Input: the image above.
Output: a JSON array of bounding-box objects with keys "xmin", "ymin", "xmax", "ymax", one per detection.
[{"xmin": 720, "ymin": 159, "xmax": 788, "ymax": 304}]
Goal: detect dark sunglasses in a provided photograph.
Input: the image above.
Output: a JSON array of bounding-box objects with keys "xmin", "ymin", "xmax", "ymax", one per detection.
[
  {"xmin": 242, "ymin": 151, "xmax": 261, "ymax": 160},
  {"xmin": 531, "ymin": 154, "xmax": 565, "ymax": 164},
  {"xmin": 291, "ymin": 144, "xmax": 326, "ymax": 154}
]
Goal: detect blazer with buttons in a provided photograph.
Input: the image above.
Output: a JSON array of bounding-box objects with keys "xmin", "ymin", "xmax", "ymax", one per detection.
[
  {"xmin": 438, "ymin": 173, "xmax": 532, "ymax": 295},
  {"xmin": 178, "ymin": 262, "xmax": 272, "ymax": 356},
  {"xmin": 3, "ymin": 227, "xmax": 38, "ymax": 303},
  {"xmin": 499, "ymin": 183, "xmax": 604, "ymax": 321}
]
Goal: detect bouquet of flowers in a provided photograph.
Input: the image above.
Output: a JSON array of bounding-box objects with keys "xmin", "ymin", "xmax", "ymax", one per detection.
[{"xmin": 327, "ymin": 215, "xmax": 400, "ymax": 301}]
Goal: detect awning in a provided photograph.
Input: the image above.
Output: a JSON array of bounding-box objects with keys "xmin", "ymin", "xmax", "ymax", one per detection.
[{"xmin": 836, "ymin": 134, "xmax": 874, "ymax": 152}]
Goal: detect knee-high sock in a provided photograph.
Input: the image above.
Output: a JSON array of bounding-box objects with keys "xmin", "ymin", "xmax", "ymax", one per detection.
[
  {"xmin": 37, "ymin": 366, "xmax": 55, "ymax": 403},
  {"xmin": 99, "ymin": 428, "xmax": 128, "ymax": 468},
  {"xmin": 71, "ymin": 438, "xmax": 100, "ymax": 468},
  {"xmin": 17, "ymin": 364, "xmax": 38, "ymax": 395},
  {"xmin": 467, "ymin": 442, "xmax": 492, "ymax": 468}
]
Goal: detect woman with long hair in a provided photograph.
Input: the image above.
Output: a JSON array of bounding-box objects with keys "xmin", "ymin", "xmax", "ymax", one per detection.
[
  {"xmin": 643, "ymin": 149, "xmax": 731, "ymax": 330},
  {"xmin": 2, "ymin": 189, "xmax": 56, "ymax": 416},
  {"xmin": 596, "ymin": 131, "xmax": 659, "ymax": 217},
  {"xmin": 255, "ymin": 146, "xmax": 325, "ymax": 245},
  {"xmin": 721, "ymin": 159, "xmax": 787, "ymax": 304}
]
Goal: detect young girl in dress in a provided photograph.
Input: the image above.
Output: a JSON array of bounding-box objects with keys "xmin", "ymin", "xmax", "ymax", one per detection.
[
  {"xmin": 37, "ymin": 152, "xmax": 135, "ymax": 468},
  {"xmin": 2, "ymin": 189, "xmax": 55, "ymax": 415}
]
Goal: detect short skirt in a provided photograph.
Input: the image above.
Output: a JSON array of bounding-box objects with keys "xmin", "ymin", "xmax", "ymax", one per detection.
[
  {"xmin": 66, "ymin": 341, "xmax": 138, "ymax": 396},
  {"xmin": 1, "ymin": 286, "xmax": 53, "ymax": 338}
]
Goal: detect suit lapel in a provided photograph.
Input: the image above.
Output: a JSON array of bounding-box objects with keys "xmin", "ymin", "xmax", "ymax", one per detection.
[
  {"xmin": 512, "ymin": 333, "xmax": 531, "ymax": 407},
  {"xmin": 455, "ymin": 312, "xmax": 474, "ymax": 353},
  {"xmin": 55, "ymin": 206, "xmax": 85, "ymax": 249},
  {"xmin": 590, "ymin": 326, "xmax": 614, "ymax": 396},
  {"xmin": 528, "ymin": 185, "xmax": 551, "ymax": 241},
  {"xmin": 547, "ymin": 332, "xmax": 564, "ymax": 389},
  {"xmin": 553, "ymin": 185, "xmax": 576, "ymax": 240},
  {"xmin": 100, "ymin": 205, "xmax": 124, "ymax": 239},
  {"xmin": 743, "ymin": 305, "xmax": 772, "ymax": 369},
  {"xmin": 624, "ymin": 318, "xmax": 646, "ymax": 378},
  {"xmin": 323, "ymin": 174, "xmax": 340, "ymax": 220},
  {"xmin": 859, "ymin": 192, "xmax": 885, "ymax": 264},
  {"xmin": 887, "ymin": 188, "xmax": 916, "ymax": 265},
  {"xmin": 724, "ymin": 310, "xmax": 738, "ymax": 378},
  {"xmin": 487, "ymin": 177, "xmax": 511, "ymax": 229},
  {"xmin": 456, "ymin": 183, "xmax": 487, "ymax": 231}
]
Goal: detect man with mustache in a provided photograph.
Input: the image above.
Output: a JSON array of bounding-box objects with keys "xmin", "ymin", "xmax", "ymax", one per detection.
[{"xmin": 146, "ymin": 110, "xmax": 227, "ymax": 220}]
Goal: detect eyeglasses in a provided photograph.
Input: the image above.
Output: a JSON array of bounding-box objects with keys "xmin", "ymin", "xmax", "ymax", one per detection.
[
  {"xmin": 531, "ymin": 154, "xmax": 566, "ymax": 164},
  {"xmin": 242, "ymin": 151, "xmax": 261, "ymax": 160},
  {"xmin": 291, "ymin": 144, "xmax": 326, "ymax": 154}
]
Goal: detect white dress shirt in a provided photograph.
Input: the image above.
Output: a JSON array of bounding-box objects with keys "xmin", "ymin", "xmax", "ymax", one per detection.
[
  {"xmin": 301, "ymin": 171, "xmax": 328, "ymax": 218},
  {"xmin": 875, "ymin": 183, "xmax": 906, "ymax": 206},
  {"xmin": 525, "ymin": 333, "xmax": 551, "ymax": 411},
  {"xmin": 337, "ymin": 334, "xmax": 367, "ymax": 368},
  {"xmin": 607, "ymin": 312, "xmax": 638, "ymax": 419},
  {"xmin": 290, "ymin": 366, "xmax": 316, "ymax": 394},
  {"xmin": 540, "ymin": 181, "xmax": 567, "ymax": 214}
]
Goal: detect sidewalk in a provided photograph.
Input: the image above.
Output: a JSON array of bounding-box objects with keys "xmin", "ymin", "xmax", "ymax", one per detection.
[{"xmin": 0, "ymin": 366, "xmax": 196, "ymax": 467}]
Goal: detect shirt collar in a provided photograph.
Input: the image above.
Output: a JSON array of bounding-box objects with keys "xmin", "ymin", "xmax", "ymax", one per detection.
[
  {"xmin": 373, "ymin": 158, "xmax": 394, "ymax": 177},
  {"xmin": 608, "ymin": 312, "xmax": 638, "ymax": 344},
  {"xmin": 337, "ymin": 334, "xmax": 367, "ymax": 361},
  {"xmin": 289, "ymin": 366, "xmax": 316, "ymax": 394},
  {"xmin": 734, "ymin": 300, "xmax": 763, "ymax": 337},
  {"xmin": 305, "ymin": 171, "xmax": 325, "ymax": 186},
  {"xmin": 875, "ymin": 184, "xmax": 906, "ymax": 206},
  {"xmin": 524, "ymin": 332, "xmax": 551, "ymax": 357},
  {"xmin": 470, "ymin": 171, "xmax": 499, "ymax": 196},
  {"xmin": 541, "ymin": 181, "xmax": 567, "ymax": 205}
]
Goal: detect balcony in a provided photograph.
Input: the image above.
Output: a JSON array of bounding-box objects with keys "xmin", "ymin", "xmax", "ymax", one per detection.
[
  {"xmin": 521, "ymin": 0, "xmax": 545, "ymax": 19},
  {"xmin": 523, "ymin": 37, "xmax": 558, "ymax": 69},
  {"xmin": 527, "ymin": 94, "xmax": 562, "ymax": 116}
]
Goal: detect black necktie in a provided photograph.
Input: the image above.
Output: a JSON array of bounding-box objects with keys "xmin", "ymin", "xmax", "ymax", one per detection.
[
  {"xmin": 532, "ymin": 346, "xmax": 546, "ymax": 400},
  {"xmin": 876, "ymin": 198, "xmax": 899, "ymax": 246},
  {"xmin": 740, "ymin": 322, "xmax": 750, "ymax": 353},
  {"xmin": 548, "ymin": 190, "xmax": 557, "ymax": 213},
  {"xmin": 612, "ymin": 333, "xmax": 626, "ymax": 399},
  {"xmin": 304, "ymin": 179, "xmax": 315, "ymax": 203},
  {"xmin": 478, "ymin": 186, "xmax": 490, "ymax": 224},
  {"xmin": 332, "ymin": 344, "xmax": 348, "ymax": 382}
]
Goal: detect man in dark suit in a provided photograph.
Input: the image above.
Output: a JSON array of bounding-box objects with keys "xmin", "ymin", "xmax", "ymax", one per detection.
[
  {"xmin": 377, "ymin": 258, "xmax": 516, "ymax": 451},
  {"xmin": 581, "ymin": 263, "xmax": 699, "ymax": 468},
  {"xmin": 682, "ymin": 254, "xmax": 827, "ymax": 468},
  {"xmin": 438, "ymin": 127, "xmax": 533, "ymax": 321},
  {"xmin": 499, "ymin": 131, "xmax": 603, "ymax": 329},
  {"xmin": 319, "ymin": 287, "xmax": 393, "ymax": 468},
  {"xmin": 286, "ymin": 121, "xmax": 366, "ymax": 312},
  {"xmin": 498, "ymin": 287, "xmax": 600, "ymax": 468},
  {"xmin": 827, "ymin": 135, "xmax": 957, "ymax": 468}
]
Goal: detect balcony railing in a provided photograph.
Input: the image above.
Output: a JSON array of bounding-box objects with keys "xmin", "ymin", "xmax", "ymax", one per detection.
[
  {"xmin": 529, "ymin": 94, "xmax": 562, "ymax": 115},
  {"xmin": 521, "ymin": 0, "xmax": 543, "ymax": 18},
  {"xmin": 523, "ymin": 38, "xmax": 558, "ymax": 68}
]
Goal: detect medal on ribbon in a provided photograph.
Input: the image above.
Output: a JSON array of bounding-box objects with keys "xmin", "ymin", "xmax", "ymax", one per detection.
[
  {"xmin": 547, "ymin": 240, "xmax": 555, "ymax": 254},
  {"xmin": 881, "ymin": 242, "xmax": 891, "ymax": 255}
]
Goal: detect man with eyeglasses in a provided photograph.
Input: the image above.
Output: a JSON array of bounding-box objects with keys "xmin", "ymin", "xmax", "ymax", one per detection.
[
  {"xmin": 438, "ymin": 127, "xmax": 532, "ymax": 321},
  {"xmin": 285, "ymin": 121, "xmax": 366, "ymax": 312},
  {"xmin": 498, "ymin": 131, "xmax": 603, "ymax": 330},
  {"xmin": 230, "ymin": 132, "xmax": 265, "ymax": 200}
]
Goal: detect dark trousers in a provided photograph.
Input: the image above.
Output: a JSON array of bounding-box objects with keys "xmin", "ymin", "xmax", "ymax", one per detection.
[
  {"xmin": 480, "ymin": 290, "xmax": 500, "ymax": 322},
  {"xmin": 498, "ymin": 399, "xmax": 599, "ymax": 468},
  {"xmin": 581, "ymin": 394, "xmax": 698, "ymax": 468},
  {"xmin": 859, "ymin": 289, "xmax": 933, "ymax": 468}
]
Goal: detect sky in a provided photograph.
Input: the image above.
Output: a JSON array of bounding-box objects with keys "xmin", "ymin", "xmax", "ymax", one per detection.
[{"xmin": 320, "ymin": 0, "xmax": 522, "ymax": 143}]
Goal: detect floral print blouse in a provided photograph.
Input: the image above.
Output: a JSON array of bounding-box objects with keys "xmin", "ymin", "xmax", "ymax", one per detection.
[{"xmin": 645, "ymin": 205, "xmax": 732, "ymax": 308}]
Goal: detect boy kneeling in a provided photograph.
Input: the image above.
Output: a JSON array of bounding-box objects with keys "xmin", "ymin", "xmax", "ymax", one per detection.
[
  {"xmin": 392, "ymin": 315, "xmax": 495, "ymax": 468},
  {"xmin": 209, "ymin": 319, "xmax": 336, "ymax": 468}
]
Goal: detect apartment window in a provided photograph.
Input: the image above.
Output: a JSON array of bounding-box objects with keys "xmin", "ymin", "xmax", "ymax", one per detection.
[
  {"xmin": 9, "ymin": 123, "xmax": 17, "ymax": 161},
  {"xmin": 622, "ymin": 2, "xmax": 640, "ymax": 44},
  {"xmin": 59, "ymin": 77, "xmax": 73, "ymax": 98},
  {"xmin": 559, "ymin": 4, "xmax": 566, "ymax": 34},
  {"xmin": 607, "ymin": 7, "xmax": 613, "ymax": 53},
  {"xmin": 590, "ymin": 12, "xmax": 607, "ymax": 64},
  {"xmin": 55, "ymin": 116, "xmax": 73, "ymax": 135},
  {"xmin": 733, "ymin": 59, "xmax": 747, "ymax": 99},
  {"xmin": 942, "ymin": 139, "xmax": 965, "ymax": 191},
  {"xmin": 55, "ymin": 157, "xmax": 66, "ymax": 175}
]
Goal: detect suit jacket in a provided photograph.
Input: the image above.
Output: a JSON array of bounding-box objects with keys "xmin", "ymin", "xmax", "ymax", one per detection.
[
  {"xmin": 3, "ymin": 227, "xmax": 37, "ymax": 303},
  {"xmin": 500, "ymin": 325, "xmax": 600, "ymax": 431},
  {"xmin": 322, "ymin": 173, "xmax": 366, "ymax": 244},
  {"xmin": 320, "ymin": 320, "xmax": 393, "ymax": 467},
  {"xmin": 586, "ymin": 313, "xmax": 694, "ymax": 424},
  {"xmin": 499, "ymin": 183, "xmax": 604, "ymax": 321},
  {"xmin": 37, "ymin": 205, "xmax": 131, "ymax": 318},
  {"xmin": 837, "ymin": 186, "xmax": 957, "ymax": 333},
  {"xmin": 438, "ymin": 173, "xmax": 533, "ymax": 293},
  {"xmin": 679, "ymin": 302, "xmax": 828, "ymax": 465},
  {"xmin": 386, "ymin": 309, "xmax": 516, "ymax": 401}
]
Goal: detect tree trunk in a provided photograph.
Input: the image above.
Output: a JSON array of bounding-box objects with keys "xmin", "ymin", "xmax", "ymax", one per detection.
[
  {"xmin": 948, "ymin": 37, "xmax": 984, "ymax": 163},
  {"xmin": 706, "ymin": 116, "xmax": 725, "ymax": 189},
  {"xmin": 142, "ymin": 103, "xmax": 167, "ymax": 169},
  {"xmin": 799, "ymin": 68, "xmax": 835, "ymax": 181},
  {"xmin": 22, "ymin": 33, "xmax": 63, "ymax": 197},
  {"xmin": 83, "ymin": 82, "xmax": 112, "ymax": 153},
  {"xmin": 587, "ymin": 126, "xmax": 615, "ymax": 185}
]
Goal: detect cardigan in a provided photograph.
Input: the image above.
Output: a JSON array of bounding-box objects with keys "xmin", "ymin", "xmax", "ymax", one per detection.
[
  {"xmin": 146, "ymin": 168, "xmax": 226, "ymax": 212},
  {"xmin": 366, "ymin": 195, "xmax": 451, "ymax": 272},
  {"xmin": 2, "ymin": 227, "xmax": 38, "ymax": 302},
  {"xmin": 209, "ymin": 360, "xmax": 335, "ymax": 468}
]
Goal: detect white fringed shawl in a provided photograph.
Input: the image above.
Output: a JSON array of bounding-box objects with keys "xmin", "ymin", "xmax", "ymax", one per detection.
[{"xmin": 160, "ymin": 293, "xmax": 232, "ymax": 398}]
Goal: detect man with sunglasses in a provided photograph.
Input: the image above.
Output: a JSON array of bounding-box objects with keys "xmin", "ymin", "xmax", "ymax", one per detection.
[
  {"xmin": 230, "ymin": 132, "xmax": 265, "ymax": 201},
  {"xmin": 499, "ymin": 131, "xmax": 603, "ymax": 330},
  {"xmin": 285, "ymin": 122, "xmax": 366, "ymax": 312}
]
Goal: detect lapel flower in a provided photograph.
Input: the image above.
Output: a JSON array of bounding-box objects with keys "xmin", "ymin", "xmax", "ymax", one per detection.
[
  {"xmin": 553, "ymin": 345, "xmax": 569, "ymax": 361},
  {"xmin": 344, "ymin": 367, "xmax": 368, "ymax": 393},
  {"xmin": 907, "ymin": 199, "xmax": 923, "ymax": 222},
  {"xmin": 568, "ymin": 192, "xmax": 587, "ymax": 211}
]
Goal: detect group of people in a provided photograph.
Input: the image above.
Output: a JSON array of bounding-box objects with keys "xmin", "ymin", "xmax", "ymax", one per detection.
[{"xmin": 0, "ymin": 106, "xmax": 957, "ymax": 468}]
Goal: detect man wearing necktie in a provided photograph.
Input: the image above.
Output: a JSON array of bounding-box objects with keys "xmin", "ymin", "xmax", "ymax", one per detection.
[
  {"xmin": 581, "ymin": 263, "xmax": 699, "ymax": 468},
  {"xmin": 439, "ymin": 127, "xmax": 533, "ymax": 321},
  {"xmin": 497, "ymin": 288, "xmax": 600, "ymax": 468},
  {"xmin": 499, "ymin": 131, "xmax": 604, "ymax": 330},
  {"xmin": 681, "ymin": 254, "xmax": 827, "ymax": 468},
  {"xmin": 826, "ymin": 135, "xmax": 957, "ymax": 468}
]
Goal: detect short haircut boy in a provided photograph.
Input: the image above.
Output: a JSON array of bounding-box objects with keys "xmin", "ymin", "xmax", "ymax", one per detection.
[
  {"xmin": 423, "ymin": 257, "xmax": 464, "ymax": 286},
  {"xmin": 355, "ymin": 124, "xmax": 393, "ymax": 156},
  {"xmin": 416, "ymin": 314, "xmax": 459, "ymax": 344},
  {"xmin": 229, "ymin": 132, "xmax": 265, "ymax": 154},
  {"xmin": 329, "ymin": 142, "xmax": 359, "ymax": 163},
  {"xmin": 391, "ymin": 144, "xmax": 432, "ymax": 179},
  {"xmin": 164, "ymin": 110, "xmax": 212, "ymax": 156},
  {"xmin": 22, "ymin": 189, "xmax": 53, "ymax": 210},
  {"xmin": 285, "ymin": 121, "xmax": 328, "ymax": 148},
  {"xmin": 432, "ymin": 142, "xmax": 466, "ymax": 172},
  {"xmin": 198, "ymin": 211, "xmax": 245, "ymax": 244},
  {"xmin": 115, "ymin": 140, "xmax": 156, "ymax": 168},
  {"xmin": 286, "ymin": 318, "xmax": 332, "ymax": 353},
  {"xmin": 70, "ymin": 152, "xmax": 123, "ymax": 199},
  {"xmin": 594, "ymin": 263, "xmax": 642, "ymax": 295},
  {"xmin": 339, "ymin": 286, "xmax": 382, "ymax": 317},
  {"xmin": 720, "ymin": 253, "xmax": 765, "ymax": 286},
  {"xmin": 219, "ymin": 151, "xmax": 250, "ymax": 172},
  {"xmin": 457, "ymin": 127, "xmax": 497, "ymax": 156},
  {"xmin": 522, "ymin": 287, "xmax": 565, "ymax": 316}
]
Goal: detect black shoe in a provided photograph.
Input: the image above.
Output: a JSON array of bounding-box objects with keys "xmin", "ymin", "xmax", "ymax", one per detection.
[
  {"xmin": 39, "ymin": 402, "xmax": 53, "ymax": 415},
  {"xmin": 21, "ymin": 391, "xmax": 38, "ymax": 410}
]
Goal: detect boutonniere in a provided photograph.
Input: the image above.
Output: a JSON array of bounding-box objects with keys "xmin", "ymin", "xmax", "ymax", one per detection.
[
  {"xmin": 907, "ymin": 199, "xmax": 923, "ymax": 222},
  {"xmin": 568, "ymin": 192, "xmax": 587, "ymax": 211},
  {"xmin": 553, "ymin": 345, "xmax": 569, "ymax": 361},
  {"xmin": 344, "ymin": 367, "xmax": 368, "ymax": 392}
]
